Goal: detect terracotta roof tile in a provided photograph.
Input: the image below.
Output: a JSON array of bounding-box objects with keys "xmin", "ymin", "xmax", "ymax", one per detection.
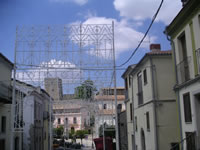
[
  {"xmin": 95, "ymin": 95, "xmax": 125, "ymax": 101},
  {"xmin": 147, "ymin": 50, "xmax": 172, "ymax": 55}
]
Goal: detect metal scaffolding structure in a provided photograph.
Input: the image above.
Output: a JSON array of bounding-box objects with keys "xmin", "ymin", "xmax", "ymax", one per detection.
[{"xmin": 11, "ymin": 23, "xmax": 119, "ymax": 150}]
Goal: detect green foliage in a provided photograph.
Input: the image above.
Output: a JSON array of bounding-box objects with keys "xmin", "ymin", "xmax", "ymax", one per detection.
[
  {"xmin": 99, "ymin": 124, "xmax": 115, "ymax": 138},
  {"xmin": 69, "ymin": 128, "xmax": 75, "ymax": 139},
  {"xmin": 76, "ymin": 130, "xmax": 88, "ymax": 139},
  {"xmin": 75, "ymin": 130, "xmax": 89, "ymax": 144},
  {"xmin": 75, "ymin": 80, "xmax": 97, "ymax": 100},
  {"xmin": 54, "ymin": 126, "xmax": 64, "ymax": 137}
]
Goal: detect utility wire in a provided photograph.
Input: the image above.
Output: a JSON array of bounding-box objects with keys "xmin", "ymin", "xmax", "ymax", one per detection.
[{"xmin": 117, "ymin": 0, "xmax": 164, "ymax": 67}]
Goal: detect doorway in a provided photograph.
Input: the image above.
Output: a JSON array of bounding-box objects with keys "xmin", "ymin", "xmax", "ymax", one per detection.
[{"xmin": 194, "ymin": 93, "xmax": 200, "ymax": 149}]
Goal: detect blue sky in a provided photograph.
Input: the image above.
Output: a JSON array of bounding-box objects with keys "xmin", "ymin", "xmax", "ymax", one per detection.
[{"xmin": 0, "ymin": 0, "xmax": 182, "ymax": 87}]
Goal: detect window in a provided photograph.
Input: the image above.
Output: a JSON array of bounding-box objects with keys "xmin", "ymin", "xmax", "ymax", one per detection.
[
  {"xmin": 84, "ymin": 119, "xmax": 87, "ymax": 126},
  {"xmin": 183, "ymin": 93, "xmax": 192, "ymax": 123},
  {"xmin": 15, "ymin": 137, "xmax": 19, "ymax": 150},
  {"xmin": 129, "ymin": 76, "xmax": 131, "ymax": 86},
  {"xmin": 179, "ymin": 33, "xmax": 187, "ymax": 61},
  {"xmin": 1, "ymin": 116, "xmax": 6, "ymax": 133},
  {"xmin": 73, "ymin": 117, "xmax": 77, "ymax": 124},
  {"xmin": 103, "ymin": 104, "xmax": 107, "ymax": 109},
  {"xmin": 65, "ymin": 118, "xmax": 68, "ymax": 124},
  {"xmin": 130, "ymin": 103, "xmax": 133, "ymax": 120},
  {"xmin": 135, "ymin": 116, "xmax": 137, "ymax": 132},
  {"xmin": 58, "ymin": 118, "xmax": 61, "ymax": 124},
  {"xmin": 146, "ymin": 112, "xmax": 150, "ymax": 131},
  {"xmin": 178, "ymin": 32, "xmax": 190, "ymax": 82},
  {"xmin": 143, "ymin": 69, "xmax": 147, "ymax": 85},
  {"xmin": 137, "ymin": 72, "xmax": 143, "ymax": 105},
  {"xmin": 125, "ymin": 78, "xmax": 128, "ymax": 90},
  {"xmin": 186, "ymin": 132, "xmax": 196, "ymax": 150}
]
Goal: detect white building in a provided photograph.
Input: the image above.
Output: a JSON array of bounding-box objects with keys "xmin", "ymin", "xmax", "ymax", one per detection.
[
  {"xmin": 15, "ymin": 81, "xmax": 52, "ymax": 150},
  {"xmin": 166, "ymin": 0, "xmax": 200, "ymax": 149},
  {"xmin": 123, "ymin": 44, "xmax": 180, "ymax": 150}
]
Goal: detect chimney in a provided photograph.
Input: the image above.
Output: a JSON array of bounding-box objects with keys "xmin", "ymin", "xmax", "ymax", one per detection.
[
  {"xmin": 150, "ymin": 44, "xmax": 161, "ymax": 52},
  {"xmin": 181, "ymin": 0, "xmax": 189, "ymax": 6}
]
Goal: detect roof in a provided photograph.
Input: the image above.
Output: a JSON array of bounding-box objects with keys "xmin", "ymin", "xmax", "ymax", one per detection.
[
  {"xmin": 121, "ymin": 64, "xmax": 136, "ymax": 79},
  {"xmin": 0, "ymin": 53, "xmax": 14, "ymax": 67},
  {"xmin": 100, "ymin": 87, "xmax": 125, "ymax": 90},
  {"xmin": 130, "ymin": 50, "xmax": 172, "ymax": 75},
  {"xmin": 146, "ymin": 50, "xmax": 171, "ymax": 55},
  {"xmin": 165, "ymin": 0, "xmax": 200, "ymax": 37},
  {"xmin": 14, "ymin": 79, "xmax": 52, "ymax": 99},
  {"xmin": 95, "ymin": 95, "xmax": 125, "ymax": 101},
  {"xmin": 99, "ymin": 109, "xmax": 115, "ymax": 115}
]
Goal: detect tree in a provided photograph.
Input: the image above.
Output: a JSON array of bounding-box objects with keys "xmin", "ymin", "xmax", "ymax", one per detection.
[
  {"xmin": 99, "ymin": 124, "xmax": 115, "ymax": 138},
  {"xmin": 54, "ymin": 126, "xmax": 64, "ymax": 138},
  {"xmin": 75, "ymin": 80, "xmax": 97, "ymax": 100},
  {"xmin": 75, "ymin": 130, "xmax": 89, "ymax": 144}
]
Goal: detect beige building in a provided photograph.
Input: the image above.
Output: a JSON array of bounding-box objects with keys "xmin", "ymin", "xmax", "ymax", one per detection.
[
  {"xmin": 122, "ymin": 44, "xmax": 180, "ymax": 150},
  {"xmin": 53, "ymin": 99, "xmax": 91, "ymax": 132},
  {"xmin": 44, "ymin": 78, "xmax": 63, "ymax": 101},
  {"xmin": 166, "ymin": 0, "xmax": 200, "ymax": 149},
  {"xmin": 94, "ymin": 87, "xmax": 125, "ymax": 137},
  {"xmin": 122, "ymin": 64, "xmax": 136, "ymax": 150}
]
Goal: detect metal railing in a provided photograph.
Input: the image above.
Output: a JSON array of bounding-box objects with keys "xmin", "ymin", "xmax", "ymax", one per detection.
[
  {"xmin": 0, "ymin": 81, "xmax": 12, "ymax": 103},
  {"xmin": 177, "ymin": 56, "xmax": 192, "ymax": 84},
  {"xmin": 170, "ymin": 132, "xmax": 198, "ymax": 150},
  {"xmin": 196, "ymin": 48, "xmax": 200, "ymax": 74}
]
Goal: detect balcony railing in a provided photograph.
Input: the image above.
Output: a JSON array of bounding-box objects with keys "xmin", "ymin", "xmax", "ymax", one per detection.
[
  {"xmin": 177, "ymin": 56, "xmax": 192, "ymax": 84},
  {"xmin": 196, "ymin": 48, "xmax": 200, "ymax": 74},
  {"xmin": 0, "ymin": 81, "xmax": 12, "ymax": 103}
]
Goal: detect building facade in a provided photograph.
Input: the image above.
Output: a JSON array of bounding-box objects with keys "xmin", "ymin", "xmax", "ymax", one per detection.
[
  {"xmin": 123, "ymin": 44, "xmax": 180, "ymax": 150},
  {"xmin": 166, "ymin": 0, "xmax": 200, "ymax": 149},
  {"xmin": 94, "ymin": 87, "xmax": 125, "ymax": 137},
  {"xmin": 122, "ymin": 64, "xmax": 136, "ymax": 150},
  {"xmin": 118, "ymin": 109, "xmax": 128, "ymax": 150},
  {"xmin": 44, "ymin": 78, "xmax": 63, "ymax": 101},
  {"xmin": 53, "ymin": 99, "xmax": 91, "ymax": 132},
  {"xmin": 0, "ymin": 53, "xmax": 13, "ymax": 150},
  {"xmin": 15, "ymin": 80, "xmax": 52, "ymax": 150}
]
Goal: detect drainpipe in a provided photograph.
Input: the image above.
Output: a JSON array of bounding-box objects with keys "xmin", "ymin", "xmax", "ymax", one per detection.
[
  {"xmin": 150, "ymin": 57, "xmax": 158, "ymax": 150},
  {"xmin": 165, "ymin": 30, "xmax": 183, "ymax": 149}
]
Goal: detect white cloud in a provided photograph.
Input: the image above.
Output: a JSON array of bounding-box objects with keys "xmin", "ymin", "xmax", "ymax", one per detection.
[
  {"xmin": 50, "ymin": 0, "xmax": 88, "ymax": 5},
  {"xmin": 82, "ymin": 17, "xmax": 156, "ymax": 58},
  {"xmin": 77, "ymin": 10, "xmax": 97, "ymax": 19},
  {"xmin": 114, "ymin": 0, "xmax": 182, "ymax": 24},
  {"xmin": 16, "ymin": 59, "xmax": 82, "ymax": 85}
]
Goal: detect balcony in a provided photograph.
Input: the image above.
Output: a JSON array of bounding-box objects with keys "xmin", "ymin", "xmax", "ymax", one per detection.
[
  {"xmin": 0, "ymin": 81, "xmax": 12, "ymax": 103},
  {"xmin": 196, "ymin": 48, "xmax": 200, "ymax": 74},
  {"xmin": 177, "ymin": 56, "xmax": 192, "ymax": 84}
]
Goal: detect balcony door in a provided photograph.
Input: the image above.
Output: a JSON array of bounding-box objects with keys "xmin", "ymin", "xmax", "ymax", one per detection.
[
  {"xmin": 178, "ymin": 33, "xmax": 190, "ymax": 82},
  {"xmin": 137, "ymin": 72, "xmax": 143, "ymax": 105}
]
